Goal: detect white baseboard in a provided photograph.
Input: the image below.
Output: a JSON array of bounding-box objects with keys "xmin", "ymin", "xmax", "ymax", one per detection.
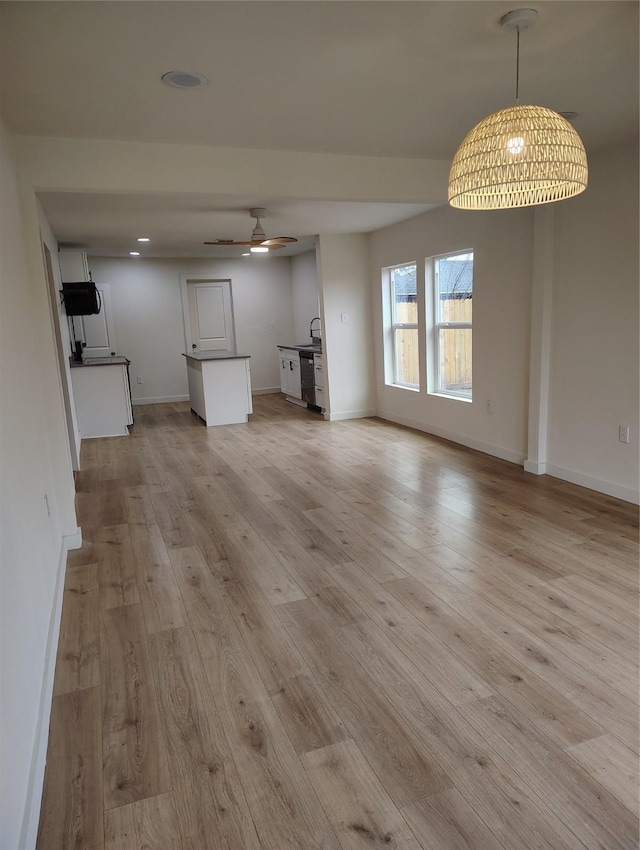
[
  {"xmin": 524, "ymin": 460, "xmax": 547, "ymax": 475},
  {"xmin": 545, "ymin": 463, "xmax": 639, "ymax": 505},
  {"xmin": 252, "ymin": 387, "xmax": 280, "ymax": 396},
  {"xmin": 19, "ymin": 531, "xmax": 75, "ymax": 849},
  {"xmin": 325, "ymin": 408, "xmax": 377, "ymax": 422},
  {"xmin": 376, "ymin": 409, "xmax": 526, "ymax": 465},
  {"xmin": 132, "ymin": 395, "xmax": 190, "ymax": 406},
  {"xmin": 285, "ymin": 396, "xmax": 308, "ymax": 408},
  {"xmin": 65, "ymin": 526, "xmax": 83, "ymax": 550}
]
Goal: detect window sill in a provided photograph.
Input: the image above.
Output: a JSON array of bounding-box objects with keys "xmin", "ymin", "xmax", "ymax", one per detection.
[
  {"xmin": 387, "ymin": 383, "xmax": 420, "ymax": 393},
  {"xmin": 429, "ymin": 392, "xmax": 472, "ymax": 403}
]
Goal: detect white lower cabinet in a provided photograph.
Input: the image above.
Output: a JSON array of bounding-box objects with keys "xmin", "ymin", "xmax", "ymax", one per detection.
[
  {"xmin": 279, "ymin": 349, "xmax": 302, "ymax": 400},
  {"xmin": 71, "ymin": 362, "xmax": 132, "ymax": 438},
  {"xmin": 314, "ymin": 353, "xmax": 326, "ymax": 412}
]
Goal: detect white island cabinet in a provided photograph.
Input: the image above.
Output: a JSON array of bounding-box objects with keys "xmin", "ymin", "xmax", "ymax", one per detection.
[{"xmin": 184, "ymin": 352, "xmax": 252, "ymax": 426}]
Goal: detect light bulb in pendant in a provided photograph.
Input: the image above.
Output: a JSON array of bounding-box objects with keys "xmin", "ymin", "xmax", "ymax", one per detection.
[{"xmin": 506, "ymin": 136, "xmax": 525, "ymax": 155}]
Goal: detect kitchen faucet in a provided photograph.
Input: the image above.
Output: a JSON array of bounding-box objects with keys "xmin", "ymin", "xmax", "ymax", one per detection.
[{"xmin": 310, "ymin": 317, "xmax": 321, "ymax": 342}]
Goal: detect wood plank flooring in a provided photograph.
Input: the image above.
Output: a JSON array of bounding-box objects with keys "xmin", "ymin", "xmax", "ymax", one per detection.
[{"xmin": 38, "ymin": 395, "xmax": 639, "ymax": 850}]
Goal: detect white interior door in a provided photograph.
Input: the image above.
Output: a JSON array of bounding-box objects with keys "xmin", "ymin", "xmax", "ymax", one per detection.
[{"xmin": 182, "ymin": 279, "xmax": 235, "ymax": 353}]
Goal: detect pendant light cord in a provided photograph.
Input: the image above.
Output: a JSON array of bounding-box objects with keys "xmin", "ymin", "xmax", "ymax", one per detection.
[{"xmin": 515, "ymin": 28, "xmax": 520, "ymax": 103}]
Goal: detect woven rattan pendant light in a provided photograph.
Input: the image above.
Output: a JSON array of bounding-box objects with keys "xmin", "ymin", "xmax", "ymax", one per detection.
[{"xmin": 448, "ymin": 8, "xmax": 588, "ymax": 210}]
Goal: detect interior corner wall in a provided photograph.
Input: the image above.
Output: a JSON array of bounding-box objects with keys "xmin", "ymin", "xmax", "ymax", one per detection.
[
  {"xmin": 0, "ymin": 120, "xmax": 78, "ymax": 849},
  {"xmin": 316, "ymin": 233, "xmax": 375, "ymax": 419},
  {"xmin": 87, "ymin": 256, "xmax": 294, "ymax": 402},
  {"xmin": 291, "ymin": 250, "xmax": 320, "ymax": 343},
  {"xmin": 37, "ymin": 204, "xmax": 81, "ymax": 470},
  {"xmin": 547, "ymin": 137, "xmax": 640, "ymax": 503},
  {"xmin": 369, "ymin": 205, "xmax": 534, "ymax": 463}
]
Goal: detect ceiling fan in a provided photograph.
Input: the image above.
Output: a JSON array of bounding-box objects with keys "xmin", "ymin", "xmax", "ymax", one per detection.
[{"xmin": 204, "ymin": 208, "xmax": 297, "ymax": 253}]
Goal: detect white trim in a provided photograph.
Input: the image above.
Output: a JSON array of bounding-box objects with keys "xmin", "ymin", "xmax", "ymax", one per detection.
[
  {"xmin": 179, "ymin": 275, "xmax": 236, "ymax": 354},
  {"xmin": 377, "ymin": 409, "xmax": 525, "ymax": 465},
  {"xmin": 65, "ymin": 526, "xmax": 83, "ymax": 550},
  {"xmin": 389, "ymin": 383, "xmax": 420, "ymax": 393},
  {"xmin": 325, "ymin": 408, "xmax": 377, "ymax": 421},
  {"xmin": 544, "ymin": 463, "xmax": 639, "ymax": 505},
  {"xmin": 19, "ymin": 531, "xmax": 77, "ymax": 848},
  {"xmin": 524, "ymin": 460, "xmax": 547, "ymax": 475},
  {"xmin": 132, "ymin": 395, "xmax": 190, "ymax": 406},
  {"xmin": 527, "ymin": 206, "xmax": 555, "ymax": 470},
  {"xmin": 132, "ymin": 390, "xmax": 282, "ymax": 404},
  {"xmin": 285, "ymin": 396, "xmax": 308, "ymax": 408},
  {"xmin": 430, "ymin": 392, "xmax": 472, "ymax": 404},
  {"xmin": 431, "ymin": 249, "xmax": 474, "ymax": 398}
]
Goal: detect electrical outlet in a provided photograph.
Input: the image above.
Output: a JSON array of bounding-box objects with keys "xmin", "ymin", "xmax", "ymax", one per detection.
[
  {"xmin": 341, "ymin": 312, "xmax": 350, "ymax": 324},
  {"xmin": 137, "ymin": 375, "xmax": 143, "ymax": 384},
  {"xmin": 486, "ymin": 400, "xmax": 493, "ymax": 415},
  {"xmin": 618, "ymin": 425, "xmax": 630, "ymax": 444}
]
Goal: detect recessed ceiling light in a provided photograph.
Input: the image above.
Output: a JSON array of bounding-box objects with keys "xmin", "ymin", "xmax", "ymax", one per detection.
[
  {"xmin": 130, "ymin": 251, "xmax": 141, "ymax": 256},
  {"xmin": 137, "ymin": 237, "xmax": 150, "ymax": 242},
  {"xmin": 241, "ymin": 252, "xmax": 250, "ymax": 257},
  {"xmin": 162, "ymin": 71, "xmax": 207, "ymax": 89}
]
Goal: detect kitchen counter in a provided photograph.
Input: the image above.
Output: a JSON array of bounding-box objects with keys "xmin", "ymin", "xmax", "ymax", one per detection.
[
  {"xmin": 183, "ymin": 351, "xmax": 250, "ymax": 361},
  {"xmin": 277, "ymin": 344, "xmax": 322, "ymax": 354},
  {"xmin": 69, "ymin": 355, "xmax": 130, "ymax": 368}
]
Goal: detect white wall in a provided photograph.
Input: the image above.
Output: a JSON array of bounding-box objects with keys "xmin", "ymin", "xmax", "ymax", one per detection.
[
  {"xmin": 316, "ymin": 234, "xmax": 376, "ymax": 420},
  {"xmin": 291, "ymin": 251, "xmax": 320, "ymax": 343},
  {"xmin": 16, "ymin": 135, "xmax": 449, "ymax": 205},
  {"xmin": 370, "ymin": 205, "xmax": 534, "ymax": 463},
  {"xmin": 88, "ymin": 256, "xmax": 295, "ymax": 402},
  {"xmin": 547, "ymin": 138, "xmax": 639, "ymax": 502},
  {"xmin": 0, "ymin": 120, "xmax": 79, "ymax": 849},
  {"xmin": 39, "ymin": 208, "xmax": 82, "ymax": 470}
]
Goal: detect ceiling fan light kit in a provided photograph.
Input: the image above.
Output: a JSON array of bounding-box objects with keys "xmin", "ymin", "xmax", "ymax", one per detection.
[{"xmin": 448, "ymin": 8, "xmax": 588, "ymax": 211}]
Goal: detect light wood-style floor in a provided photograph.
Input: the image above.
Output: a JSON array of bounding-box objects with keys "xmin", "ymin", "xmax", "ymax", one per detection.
[{"xmin": 38, "ymin": 394, "xmax": 639, "ymax": 850}]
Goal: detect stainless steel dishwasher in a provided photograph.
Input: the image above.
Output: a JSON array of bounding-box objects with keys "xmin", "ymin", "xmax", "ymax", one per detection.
[{"xmin": 299, "ymin": 350, "xmax": 316, "ymax": 407}]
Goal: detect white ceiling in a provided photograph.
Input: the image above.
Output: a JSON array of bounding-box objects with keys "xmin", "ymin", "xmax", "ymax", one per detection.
[{"xmin": 2, "ymin": 1, "xmax": 638, "ymax": 257}]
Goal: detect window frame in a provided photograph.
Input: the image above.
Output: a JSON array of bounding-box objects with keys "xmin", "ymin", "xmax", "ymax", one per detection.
[
  {"xmin": 427, "ymin": 249, "xmax": 474, "ymax": 401},
  {"xmin": 384, "ymin": 262, "xmax": 419, "ymax": 390}
]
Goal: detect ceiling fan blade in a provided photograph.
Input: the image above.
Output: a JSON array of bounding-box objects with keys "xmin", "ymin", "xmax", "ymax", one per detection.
[{"xmin": 261, "ymin": 236, "xmax": 298, "ymax": 246}]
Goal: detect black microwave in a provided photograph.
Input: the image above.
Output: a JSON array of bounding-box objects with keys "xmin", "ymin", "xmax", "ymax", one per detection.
[{"xmin": 62, "ymin": 281, "xmax": 101, "ymax": 316}]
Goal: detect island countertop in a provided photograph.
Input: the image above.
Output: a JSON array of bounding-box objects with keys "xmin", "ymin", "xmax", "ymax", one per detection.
[{"xmin": 183, "ymin": 351, "xmax": 250, "ymax": 361}]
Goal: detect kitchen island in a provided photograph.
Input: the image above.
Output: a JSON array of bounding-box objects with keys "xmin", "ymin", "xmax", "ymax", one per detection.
[
  {"xmin": 183, "ymin": 351, "xmax": 253, "ymax": 426},
  {"xmin": 70, "ymin": 355, "xmax": 133, "ymax": 438}
]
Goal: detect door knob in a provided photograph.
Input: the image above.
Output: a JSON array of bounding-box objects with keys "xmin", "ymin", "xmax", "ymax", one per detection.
[{"xmin": 192, "ymin": 343, "xmax": 197, "ymax": 349}]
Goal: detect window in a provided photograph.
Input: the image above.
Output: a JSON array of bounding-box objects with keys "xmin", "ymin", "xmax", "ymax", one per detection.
[
  {"xmin": 430, "ymin": 251, "xmax": 473, "ymax": 399},
  {"xmin": 386, "ymin": 263, "xmax": 418, "ymax": 388}
]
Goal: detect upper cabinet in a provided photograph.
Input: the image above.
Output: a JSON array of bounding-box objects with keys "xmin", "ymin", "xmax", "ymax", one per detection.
[
  {"xmin": 59, "ymin": 250, "xmax": 118, "ymax": 358},
  {"xmin": 58, "ymin": 250, "xmax": 90, "ymax": 283}
]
